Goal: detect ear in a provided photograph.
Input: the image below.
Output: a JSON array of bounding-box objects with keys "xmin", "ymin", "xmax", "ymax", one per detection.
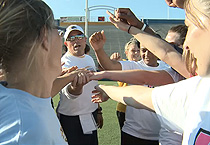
[
  {"xmin": 64, "ymin": 41, "xmax": 68, "ymax": 47},
  {"xmin": 41, "ymin": 28, "xmax": 49, "ymax": 51},
  {"xmin": 125, "ymin": 50, "xmax": 128, "ymax": 56}
]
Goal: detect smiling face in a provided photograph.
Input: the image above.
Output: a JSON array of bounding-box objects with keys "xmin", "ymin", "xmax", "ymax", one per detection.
[
  {"xmin": 140, "ymin": 44, "xmax": 158, "ymax": 67},
  {"xmin": 64, "ymin": 30, "xmax": 87, "ymax": 57},
  {"xmin": 125, "ymin": 44, "xmax": 140, "ymax": 62},
  {"xmin": 183, "ymin": 0, "xmax": 210, "ymax": 76}
]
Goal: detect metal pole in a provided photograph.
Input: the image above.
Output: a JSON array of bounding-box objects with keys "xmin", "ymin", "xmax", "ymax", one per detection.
[
  {"xmin": 85, "ymin": 0, "xmax": 88, "ymax": 37},
  {"xmin": 167, "ymin": 7, "xmax": 170, "ymax": 19}
]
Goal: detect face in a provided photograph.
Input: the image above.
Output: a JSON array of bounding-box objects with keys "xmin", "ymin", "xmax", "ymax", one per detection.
[
  {"xmin": 183, "ymin": 16, "xmax": 210, "ymax": 76},
  {"xmin": 125, "ymin": 44, "xmax": 140, "ymax": 61},
  {"xmin": 165, "ymin": 0, "xmax": 185, "ymax": 8},
  {"xmin": 165, "ymin": 31, "xmax": 182, "ymax": 47},
  {"xmin": 45, "ymin": 28, "xmax": 63, "ymax": 79},
  {"xmin": 140, "ymin": 44, "xmax": 158, "ymax": 67},
  {"xmin": 64, "ymin": 30, "xmax": 87, "ymax": 57}
]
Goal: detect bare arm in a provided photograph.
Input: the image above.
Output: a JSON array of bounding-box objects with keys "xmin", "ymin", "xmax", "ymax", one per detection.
[
  {"xmin": 89, "ymin": 30, "xmax": 122, "ymax": 70},
  {"xmin": 51, "ymin": 66, "xmax": 78, "ymax": 97},
  {"xmin": 92, "ymin": 85, "xmax": 154, "ymax": 111},
  {"xmin": 107, "ymin": 10, "xmax": 190, "ymax": 78},
  {"xmin": 90, "ymin": 69, "xmax": 174, "ymax": 86}
]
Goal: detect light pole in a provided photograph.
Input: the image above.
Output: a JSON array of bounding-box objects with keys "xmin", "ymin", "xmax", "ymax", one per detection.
[{"xmin": 85, "ymin": 0, "xmax": 89, "ymax": 37}]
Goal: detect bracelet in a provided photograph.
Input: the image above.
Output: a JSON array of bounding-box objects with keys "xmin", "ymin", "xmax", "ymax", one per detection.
[
  {"xmin": 127, "ymin": 25, "xmax": 132, "ymax": 34},
  {"xmin": 141, "ymin": 23, "xmax": 147, "ymax": 31}
]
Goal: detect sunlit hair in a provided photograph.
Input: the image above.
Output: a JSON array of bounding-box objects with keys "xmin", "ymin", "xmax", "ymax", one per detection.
[
  {"xmin": 182, "ymin": 49, "xmax": 197, "ymax": 76},
  {"xmin": 183, "ymin": 0, "xmax": 210, "ymax": 76},
  {"xmin": 184, "ymin": 0, "xmax": 210, "ymax": 29},
  {"xmin": 0, "ymin": 0, "xmax": 54, "ymax": 74},
  {"xmin": 125, "ymin": 37, "xmax": 140, "ymax": 51}
]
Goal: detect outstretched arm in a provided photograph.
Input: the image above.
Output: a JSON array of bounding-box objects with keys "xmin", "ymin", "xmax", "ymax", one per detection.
[
  {"xmin": 92, "ymin": 85, "xmax": 154, "ymax": 111},
  {"xmin": 90, "ymin": 69, "xmax": 174, "ymax": 86},
  {"xmin": 89, "ymin": 30, "xmax": 122, "ymax": 70},
  {"xmin": 51, "ymin": 66, "xmax": 78, "ymax": 97},
  {"xmin": 107, "ymin": 10, "xmax": 190, "ymax": 78}
]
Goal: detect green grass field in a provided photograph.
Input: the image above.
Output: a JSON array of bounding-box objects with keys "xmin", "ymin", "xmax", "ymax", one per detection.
[{"xmin": 52, "ymin": 81, "xmax": 121, "ymax": 145}]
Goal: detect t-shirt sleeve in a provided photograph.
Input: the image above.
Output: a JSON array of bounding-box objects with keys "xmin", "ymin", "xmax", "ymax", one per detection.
[
  {"xmin": 61, "ymin": 84, "xmax": 81, "ymax": 99},
  {"xmin": 164, "ymin": 67, "xmax": 183, "ymax": 83},
  {"xmin": 119, "ymin": 61, "xmax": 142, "ymax": 70},
  {"xmin": 151, "ymin": 79, "xmax": 192, "ymax": 133}
]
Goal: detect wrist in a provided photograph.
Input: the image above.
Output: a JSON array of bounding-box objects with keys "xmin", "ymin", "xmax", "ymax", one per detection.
[
  {"xmin": 68, "ymin": 84, "xmax": 82, "ymax": 95},
  {"xmin": 97, "ymin": 107, "xmax": 103, "ymax": 114}
]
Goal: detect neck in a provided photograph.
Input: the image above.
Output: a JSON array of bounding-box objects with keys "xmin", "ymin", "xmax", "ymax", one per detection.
[{"xmin": 6, "ymin": 71, "xmax": 53, "ymax": 98}]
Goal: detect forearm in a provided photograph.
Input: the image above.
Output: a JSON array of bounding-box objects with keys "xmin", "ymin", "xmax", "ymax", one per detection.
[
  {"xmin": 67, "ymin": 84, "xmax": 83, "ymax": 95},
  {"xmin": 101, "ymin": 70, "xmax": 146, "ymax": 85},
  {"xmin": 135, "ymin": 21, "xmax": 156, "ymax": 36},
  {"xmin": 100, "ymin": 85, "xmax": 154, "ymax": 111},
  {"xmin": 94, "ymin": 48, "xmax": 122, "ymax": 70},
  {"xmin": 98, "ymin": 70, "xmax": 174, "ymax": 86},
  {"xmin": 51, "ymin": 75, "xmax": 75, "ymax": 97},
  {"xmin": 129, "ymin": 26, "xmax": 190, "ymax": 78}
]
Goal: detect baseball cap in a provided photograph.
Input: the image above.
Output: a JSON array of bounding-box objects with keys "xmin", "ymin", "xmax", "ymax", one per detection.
[{"xmin": 64, "ymin": 25, "xmax": 85, "ymax": 41}]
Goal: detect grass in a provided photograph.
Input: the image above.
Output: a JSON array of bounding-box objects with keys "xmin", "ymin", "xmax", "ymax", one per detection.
[{"xmin": 52, "ymin": 81, "xmax": 120, "ymax": 145}]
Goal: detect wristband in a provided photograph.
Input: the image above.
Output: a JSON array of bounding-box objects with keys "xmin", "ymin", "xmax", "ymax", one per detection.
[
  {"xmin": 127, "ymin": 25, "xmax": 132, "ymax": 34},
  {"xmin": 141, "ymin": 23, "xmax": 147, "ymax": 31}
]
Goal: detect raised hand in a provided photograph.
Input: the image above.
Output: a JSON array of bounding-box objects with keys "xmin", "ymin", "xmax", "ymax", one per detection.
[
  {"xmin": 106, "ymin": 10, "xmax": 129, "ymax": 32},
  {"xmin": 115, "ymin": 8, "xmax": 141, "ymax": 28},
  {"xmin": 89, "ymin": 30, "xmax": 106, "ymax": 52},
  {"xmin": 110, "ymin": 52, "xmax": 122, "ymax": 61},
  {"xmin": 91, "ymin": 85, "xmax": 109, "ymax": 103}
]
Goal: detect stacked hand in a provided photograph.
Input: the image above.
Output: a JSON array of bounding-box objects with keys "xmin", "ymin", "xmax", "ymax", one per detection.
[{"xmin": 92, "ymin": 85, "xmax": 110, "ymax": 103}]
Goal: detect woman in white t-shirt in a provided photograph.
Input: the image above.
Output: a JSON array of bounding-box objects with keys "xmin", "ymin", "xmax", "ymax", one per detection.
[
  {"xmin": 91, "ymin": 0, "xmax": 210, "ymax": 144},
  {"xmin": 0, "ymin": 0, "xmax": 77, "ymax": 144}
]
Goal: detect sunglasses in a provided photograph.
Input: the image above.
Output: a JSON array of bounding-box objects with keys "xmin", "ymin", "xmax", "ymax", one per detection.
[
  {"xmin": 54, "ymin": 26, "xmax": 65, "ymax": 37},
  {"xmin": 66, "ymin": 34, "xmax": 85, "ymax": 42}
]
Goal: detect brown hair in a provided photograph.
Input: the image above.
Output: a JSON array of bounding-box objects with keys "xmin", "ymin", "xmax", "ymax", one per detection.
[
  {"xmin": 169, "ymin": 25, "xmax": 188, "ymax": 46},
  {"xmin": 0, "ymin": 0, "xmax": 54, "ymax": 74}
]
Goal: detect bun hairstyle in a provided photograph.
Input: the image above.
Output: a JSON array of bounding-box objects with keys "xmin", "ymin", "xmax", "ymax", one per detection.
[{"xmin": 0, "ymin": 0, "xmax": 54, "ymax": 73}]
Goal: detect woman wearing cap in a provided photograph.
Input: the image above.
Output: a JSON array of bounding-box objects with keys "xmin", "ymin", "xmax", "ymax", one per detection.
[{"xmin": 92, "ymin": 0, "xmax": 210, "ymax": 144}]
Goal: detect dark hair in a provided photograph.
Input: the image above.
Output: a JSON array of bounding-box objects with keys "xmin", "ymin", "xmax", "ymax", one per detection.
[
  {"xmin": 0, "ymin": 0, "xmax": 54, "ymax": 72},
  {"xmin": 85, "ymin": 44, "xmax": 90, "ymax": 54},
  {"xmin": 169, "ymin": 25, "xmax": 188, "ymax": 45}
]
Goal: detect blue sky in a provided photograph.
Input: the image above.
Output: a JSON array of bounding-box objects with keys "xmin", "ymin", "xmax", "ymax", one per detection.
[{"xmin": 44, "ymin": 0, "xmax": 185, "ymax": 21}]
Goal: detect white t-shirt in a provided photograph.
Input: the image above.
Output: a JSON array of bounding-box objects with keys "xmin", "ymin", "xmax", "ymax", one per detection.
[
  {"xmin": 120, "ymin": 60, "xmax": 182, "ymax": 143},
  {"xmin": 58, "ymin": 53, "xmax": 98, "ymax": 116},
  {"xmin": 152, "ymin": 76, "xmax": 210, "ymax": 145},
  {"xmin": 0, "ymin": 85, "xmax": 67, "ymax": 145}
]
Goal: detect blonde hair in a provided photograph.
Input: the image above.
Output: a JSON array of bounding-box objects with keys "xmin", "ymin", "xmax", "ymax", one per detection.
[
  {"xmin": 0, "ymin": 0, "xmax": 54, "ymax": 74},
  {"xmin": 183, "ymin": 0, "xmax": 210, "ymax": 76},
  {"xmin": 185, "ymin": 0, "xmax": 210, "ymax": 29},
  {"xmin": 124, "ymin": 38, "xmax": 140, "ymax": 51}
]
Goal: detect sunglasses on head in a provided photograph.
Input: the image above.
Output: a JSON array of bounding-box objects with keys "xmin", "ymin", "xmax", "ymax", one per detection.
[{"xmin": 66, "ymin": 34, "xmax": 85, "ymax": 42}]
